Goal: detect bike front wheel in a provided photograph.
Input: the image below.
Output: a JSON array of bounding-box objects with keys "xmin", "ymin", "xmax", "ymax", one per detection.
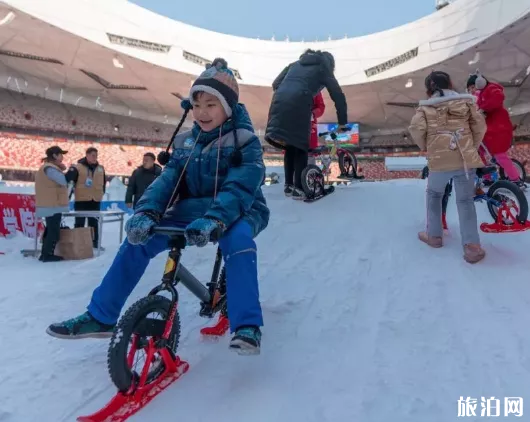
[
  {"xmin": 486, "ymin": 180, "xmax": 528, "ymax": 225},
  {"xmin": 107, "ymin": 295, "xmax": 181, "ymax": 392},
  {"xmin": 301, "ymin": 164, "xmax": 325, "ymax": 197}
]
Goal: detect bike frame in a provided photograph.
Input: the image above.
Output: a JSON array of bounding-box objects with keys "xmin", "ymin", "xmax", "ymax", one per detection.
[
  {"xmin": 150, "ymin": 227, "xmax": 212, "ymax": 303},
  {"xmin": 314, "ymin": 131, "xmax": 358, "ymax": 180},
  {"xmin": 311, "ymin": 139, "xmax": 338, "ymax": 182},
  {"xmin": 148, "ymin": 227, "xmax": 226, "ymax": 333},
  {"xmin": 474, "ymin": 191, "xmax": 503, "ymax": 208},
  {"xmin": 446, "ymin": 172, "xmax": 504, "ymax": 207}
]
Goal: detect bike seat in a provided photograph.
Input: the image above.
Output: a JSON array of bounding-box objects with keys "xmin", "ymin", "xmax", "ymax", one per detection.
[{"xmin": 476, "ymin": 166, "xmax": 497, "ymax": 177}]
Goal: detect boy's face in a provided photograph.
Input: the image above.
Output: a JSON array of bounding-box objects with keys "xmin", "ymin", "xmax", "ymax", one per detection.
[{"xmin": 192, "ymin": 92, "xmax": 228, "ymax": 132}]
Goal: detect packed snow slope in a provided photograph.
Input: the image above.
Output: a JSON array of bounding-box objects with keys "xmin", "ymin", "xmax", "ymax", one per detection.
[{"xmin": 1, "ymin": 179, "xmax": 530, "ymax": 422}]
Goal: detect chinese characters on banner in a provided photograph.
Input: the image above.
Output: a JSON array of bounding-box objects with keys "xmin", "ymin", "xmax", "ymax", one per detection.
[
  {"xmin": 0, "ymin": 193, "xmax": 42, "ymax": 238},
  {"xmin": 458, "ymin": 396, "xmax": 524, "ymax": 417}
]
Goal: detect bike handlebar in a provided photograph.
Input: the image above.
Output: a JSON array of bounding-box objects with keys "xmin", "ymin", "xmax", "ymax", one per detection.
[
  {"xmin": 152, "ymin": 226, "xmax": 223, "ymax": 243},
  {"xmin": 318, "ymin": 131, "xmax": 338, "ymax": 140},
  {"xmin": 152, "ymin": 226, "xmax": 186, "ymax": 236},
  {"xmin": 318, "ymin": 125, "xmax": 351, "ymax": 139}
]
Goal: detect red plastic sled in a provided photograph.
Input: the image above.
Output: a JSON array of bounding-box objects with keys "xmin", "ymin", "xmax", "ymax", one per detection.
[
  {"xmin": 480, "ymin": 203, "xmax": 530, "ymax": 233},
  {"xmin": 77, "ymin": 353, "xmax": 189, "ymax": 422}
]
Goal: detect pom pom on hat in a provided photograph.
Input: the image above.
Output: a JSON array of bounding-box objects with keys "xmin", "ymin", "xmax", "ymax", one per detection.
[
  {"xmin": 207, "ymin": 58, "xmax": 228, "ymax": 70},
  {"xmin": 181, "ymin": 98, "xmax": 192, "ymax": 111}
]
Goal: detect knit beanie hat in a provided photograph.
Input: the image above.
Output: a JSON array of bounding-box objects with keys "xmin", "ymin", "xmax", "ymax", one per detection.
[{"xmin": 189, "ymin": 58, "xmax": 239, "ymax": 118}]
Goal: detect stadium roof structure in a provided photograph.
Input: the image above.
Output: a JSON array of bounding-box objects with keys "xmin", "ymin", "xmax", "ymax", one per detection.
[{"xmin": 1, "ymin": 0, "xmax": 530, "ymax": 136}]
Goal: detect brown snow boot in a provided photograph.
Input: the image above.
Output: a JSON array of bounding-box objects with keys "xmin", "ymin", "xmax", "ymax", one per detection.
[
  {"xmin": 463, "ymin": 244, "xmax": 486, "ymax": 264},
  {"xmin": 418, "ymin": 231, "xmax": 443, "ymax": 248}
]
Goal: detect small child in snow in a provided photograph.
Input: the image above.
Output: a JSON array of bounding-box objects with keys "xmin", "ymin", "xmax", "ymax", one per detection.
[
  {"xmin": 46, "ymin": 58, "xmax": 270, "ymax": 355},
  {"xmin": 409, "ymin": 71, "xmax": 487, "ymax": 263},
  {"xmin": 310, "ymin": 92, "xmax": 326, "ymax": 150},
  {"xmin": 467, "ymin": 72, "xmax": 523, "ymax": 187}
]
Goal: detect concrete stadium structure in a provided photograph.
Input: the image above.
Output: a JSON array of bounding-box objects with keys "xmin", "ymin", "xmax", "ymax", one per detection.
[{"xmin": 1, "ymin": 0, "xmax": 530, "ymax": 139}]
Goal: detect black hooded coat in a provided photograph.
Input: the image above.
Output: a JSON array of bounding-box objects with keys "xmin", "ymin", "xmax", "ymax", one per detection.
[{"xmin": 264, "ymin": 50, "xmax": 348, "ymax": 152}]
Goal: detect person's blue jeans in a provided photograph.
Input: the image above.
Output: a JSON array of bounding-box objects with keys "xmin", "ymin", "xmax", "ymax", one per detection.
[{"xmin": 87, "ymin": 219, "xmax": 263, "ymax": 333}]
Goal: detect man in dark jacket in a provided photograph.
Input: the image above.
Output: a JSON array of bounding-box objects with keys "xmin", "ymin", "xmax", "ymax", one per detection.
[
  {"xmin": 125, "ymin": 152, "xmax": 162, "ymax": 209},
  {"xmin": 264, "ymin": 49, "xmax": 349, "ymax": 199},
  {"xmin": 66, "ymin": 147, "xmax": 106, "ymax": 249}
]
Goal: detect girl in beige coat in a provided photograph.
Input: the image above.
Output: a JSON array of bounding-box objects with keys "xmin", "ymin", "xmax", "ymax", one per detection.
[{"xmin": 409, "ymin": 71, "xmax": 487, "ymax": 263}]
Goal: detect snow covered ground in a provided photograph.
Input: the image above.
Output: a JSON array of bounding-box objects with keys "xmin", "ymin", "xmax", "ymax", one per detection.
[{"xmin": 1, "ymin": 179, "xmax": 530, "ymax": 422}]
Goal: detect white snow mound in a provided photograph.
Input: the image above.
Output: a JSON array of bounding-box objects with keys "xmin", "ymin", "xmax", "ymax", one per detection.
[{"xmin": 1, "ymin": 179, "xmax": 529, "ymax": 422}]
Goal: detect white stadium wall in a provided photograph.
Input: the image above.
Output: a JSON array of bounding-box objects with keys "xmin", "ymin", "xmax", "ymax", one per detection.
[{"xmin": 3, "ymin": 0, "xmax": 530, "ymax": 86}]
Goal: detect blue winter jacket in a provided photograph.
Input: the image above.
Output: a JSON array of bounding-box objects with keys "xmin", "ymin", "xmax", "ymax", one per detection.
[{"xmin": 135, "ymin": 104, "xmax": 270, "ymax": 237}]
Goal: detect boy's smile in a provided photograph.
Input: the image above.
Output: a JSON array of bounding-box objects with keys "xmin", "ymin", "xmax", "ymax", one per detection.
[{"xmin": 192, "ymin": 91, "xmax": 228, "ymax": 132}]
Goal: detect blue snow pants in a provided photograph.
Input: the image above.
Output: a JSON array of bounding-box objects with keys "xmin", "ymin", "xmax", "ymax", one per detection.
[{"xmin": 87, "ymin": 219, "xmax": 263, "ymax": 333}]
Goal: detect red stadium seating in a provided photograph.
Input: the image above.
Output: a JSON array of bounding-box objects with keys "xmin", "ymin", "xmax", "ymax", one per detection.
[
  {"xmin": 0, "ymin": 133, "xmax": 164, "ymax": 175},
  {"xmin": 0, "ymin": 90, "xmax": 177, "ymax": 143},
  {"xmin": 1, "ymin": 131, "xmax": 529, "ymax": 180}
]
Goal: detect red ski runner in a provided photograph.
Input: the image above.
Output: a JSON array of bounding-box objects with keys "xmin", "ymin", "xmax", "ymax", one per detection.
[
  {"xmin": 443, "ymin": 205, "xmax": 530, "ymax": 234},
  {"xmin": 77, "ymin": 316, "xmax": 229, "ymax": 421},
  {"xmin": 77, "ymin": 350, "xmax": 189, "ymax": 422},
  {"xmin": 480, "ymin": 201, "xmax": 530, "ymax": 233}
]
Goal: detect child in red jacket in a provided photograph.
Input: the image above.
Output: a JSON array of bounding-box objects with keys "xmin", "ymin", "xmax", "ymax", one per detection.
[
  {"xmin": 307, "ymin": 93, "xmax": 326, "ymax": 166},
  {"xmin": 284, "ymin": 93, "xmax": 326, "ymax": 192},
  {"xmin": 310, "ymin": 92, "xmax": 326, "ymax": 150},
  {"xmin": 467, "ymin": 73, "xmax": 523, "ymax": 186}
]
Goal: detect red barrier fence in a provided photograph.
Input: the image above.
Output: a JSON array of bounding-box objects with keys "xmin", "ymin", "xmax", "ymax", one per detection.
[{"xmin": 0, "ymin": 193, "xmax": 40, "ymax": 238}]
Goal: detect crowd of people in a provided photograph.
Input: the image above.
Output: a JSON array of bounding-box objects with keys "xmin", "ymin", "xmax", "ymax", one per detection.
[
  {"xmin": 36, "ymin": 146, "xmax": 106, "ymax": 261},
  {"xmin": 33, "ymin": 49, "xmax": 521, "ymax": 355},
  {"xmin": 35, "ymin": 147, "xmax": 162, "ymax": 262}
]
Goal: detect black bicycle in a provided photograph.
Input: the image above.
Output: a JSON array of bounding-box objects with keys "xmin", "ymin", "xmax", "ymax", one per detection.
[
  {"xmin": 301, "ymin": 131, "xmax": 363, "ymax": 200},
  {"xmin": 107, "ymin": 226, "xmax": 228, "ymax": 392},
  {"xmin": 78, "ymin": 227, "xmax": 230, "ymax": 422},
  {"xmin": 441, "ymin": 166, "xmax": 529, "ymax": 233}
]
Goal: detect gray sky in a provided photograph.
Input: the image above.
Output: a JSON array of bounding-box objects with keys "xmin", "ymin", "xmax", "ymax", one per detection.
[{"xmin": 131, "ymin": 0, "xmax": 435, "ymax": 41}]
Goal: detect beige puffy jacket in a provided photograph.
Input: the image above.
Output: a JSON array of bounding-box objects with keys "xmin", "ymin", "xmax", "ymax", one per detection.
[{"xmin": 408, "ymin": 90, "xmax": 486, "ymax": 172}]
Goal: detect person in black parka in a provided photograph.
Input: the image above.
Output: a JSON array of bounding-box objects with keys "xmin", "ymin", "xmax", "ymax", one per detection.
[{"xmin": 264, "ymin": 49, "xmax": 348, "ymax": 199}]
